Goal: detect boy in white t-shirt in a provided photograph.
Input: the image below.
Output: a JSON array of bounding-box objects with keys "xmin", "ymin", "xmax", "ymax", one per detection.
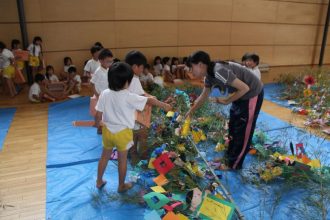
[
  {"xmin": 83, "ymin": 45, "xmax": 102, "ymax": 80},
  {"xmin": 28, "ymin": 73, "xmax": 56, "ymax": 102},
  {"xmin": 125, "ymin": 51, "xmax": 152, "ymax": 164},
  {"xmin": 90, "ymin": 49, "xmax": 114, "ymax": 134},
  {"xmin": 95, "ymin": 62, "xmax": 171, "ymax": 192}
]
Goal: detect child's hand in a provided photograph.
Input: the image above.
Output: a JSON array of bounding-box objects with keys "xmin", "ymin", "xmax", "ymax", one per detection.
[{"xmin": 163, "ymin": 103, "xmax": 172, "ymax": 112}]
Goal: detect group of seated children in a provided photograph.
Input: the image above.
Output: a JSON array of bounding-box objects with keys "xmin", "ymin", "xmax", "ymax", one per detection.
[
  {"xmin": 28, "ymin": 58, "xmax": 81, "ymax": 103},
  {"xmin": 152, "ymin": 56, "xmax": 190, "ymax": 83}
]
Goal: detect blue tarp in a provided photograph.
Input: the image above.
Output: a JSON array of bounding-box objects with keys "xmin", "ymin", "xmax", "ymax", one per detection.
[
  {"xmin": 263, "ymin": 83, "xmax": 292, "ymax": 108},
  {"xmin": 46, "ymin": 97, "xmax": 330, "ymax": 220},
  {"xmin": 0, "ymin": 107, "xmax": 16, "ymax": 151}
]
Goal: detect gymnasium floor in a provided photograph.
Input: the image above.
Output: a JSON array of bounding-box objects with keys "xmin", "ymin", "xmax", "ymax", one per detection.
[{"xmin": 0, "ymin": 83, "xmax": 327, "ymax": 220}]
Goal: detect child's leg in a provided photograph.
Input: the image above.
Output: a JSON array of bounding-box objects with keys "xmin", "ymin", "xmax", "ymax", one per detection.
[
  {"xmin": 117, "ymin": 149, "xmax": 132, "ymax": 192},
  {"xmin": 96, "ymin": 148, "xmax": 112, "ymax": 188},
  {"xmin": 42, "ymin": 93, "xmax": 56, "ymax": 102},
  {"xmin": 137, "ymin": 127, "xmax": 148, "ymax": 159}
]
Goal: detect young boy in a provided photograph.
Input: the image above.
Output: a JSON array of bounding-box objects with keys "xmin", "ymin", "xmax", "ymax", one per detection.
[
  {"xmin": 139, "ymin": 64, "xmax": 154, "ymax": 90},
  {"xmin": 83, "ymin": 45, "xmax": 102, "ymax": 78},
  {"xmin": 124, "ymin": 51, "xmax": 150, "ymax": 164},
  {"xmin": 65, "ymin": 66, "xmax": 81, "ymax": 94},
  {"xmin": 28, "ymin": 73, "xmax": 56, "ymax": 102},
  {"xmin": 90, "ymin": 49, "xmax": 114, "ymax": 133},
  {"xmin": 95, "ymin": 62, "xmax": 171, "ymax": 192},
  {"xmin": 243, "ymin": 53, "xmax": 261, "ymax": 80}
]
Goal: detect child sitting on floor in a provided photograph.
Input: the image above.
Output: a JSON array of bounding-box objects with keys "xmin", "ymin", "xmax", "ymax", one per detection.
[
  {"xmin": 45, "ymin": 65, "xmax": 59, "ymax": 83},
  {"xmin": 153, "ymin": 56, "xmax": 163, "ymax": 76},
  {"xmin": 95, "ymin": 62, "xmax": 171, "ymax": 192},
  {"xmin": 28, "ymin": 73, "xmax": 56, "ymax": 102},
  {"xmin": 139, "ymin": 64, "xmax": 154, "ymax": 90},
  {"xmin": 162, "ymin": 57, "xmax": 175, "ymax": 83},
  {"xmin": 65, "ymin": 66, "xmax": 81, "ymax": 95}
]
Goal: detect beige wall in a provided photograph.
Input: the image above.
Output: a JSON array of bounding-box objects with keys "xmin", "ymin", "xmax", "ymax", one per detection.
[{"xmin": 1, "ymin": 0, "xmax": 329, "ymax": 80}]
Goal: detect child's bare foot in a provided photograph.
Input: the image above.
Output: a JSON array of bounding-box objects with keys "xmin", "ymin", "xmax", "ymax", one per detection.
[
  {"xmin": 96, "ymin": 180, "xmax": 107, "ymax": 190},
  {"xmin": 117, "ymin": 182, "xmax": 133, "ymax": 193}
]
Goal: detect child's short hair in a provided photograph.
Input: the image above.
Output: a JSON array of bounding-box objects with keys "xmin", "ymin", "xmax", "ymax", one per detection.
[
  {"xmin": 162, "ymin": 57, "xmax": 170, "ymax": 64},
  {"xmin": 68, "ymin": 66, "xmax": 77, "ymax": 74},
  {"xmin": 11, "ymin": 39, "xmax": 20, "ymax": 49},
  {"xmin": 64, "ymin": 56, "xmax": 72, "ymax": 65},
  {"xmin": 108, "ymin": 62, "xmax": 133, "ymax": 91},
  {"xmin": 171, "ymin": 57, "xmax": 179, "ymax": 65},
  {"xmin": 182, "ymin": 56, "xmax": 188, "ymax": 64},
  {"xmin": 113, "ymin": 58, "xmax": 121, "ymax": 63},
  {"xmin": 98, "ymin": 49, "xmax": 113, "ymax": 60},
  {"xmin": 153, "ymin": 56, "xmax": 161, "ymax": 65},
  {"xmin": 33, "ymin": 36, "xmax": 42, "ymax": 44},
  {"xmin": 144, "ymin": 64, "xmax": 150, "ymax": 70},
  {"xmin": 35, "ymin": 73, "xmax": 45, "ymax": 82},
  {"xmin": 0, "ymin": 41, "xmax": 6, "ymax": 50},
  {"xmin": 90, "ymin": 45, "xmax": 102, "ymax": 55},
  {"xmin": 125, "ymin": 50, "xmax": 147, "ymax": 67},
  {"xmin": 94, "ymin": 42, "xmax": 104, "ymax": 48},
  {"xmin": 247, "ymin": 53, "xmax": 260, "ymax": 65},
  {"xmin": 46, "ymin": 65, "xmax": 54, "ymax": 72},
  {"xmin": 241, "ymin": 53, "xmax": 250, "ymax": 62}
]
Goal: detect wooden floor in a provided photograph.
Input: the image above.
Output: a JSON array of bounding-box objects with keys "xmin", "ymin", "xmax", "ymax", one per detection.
[{"xmin": 0, "ymin": 84, "xmax": 327, "ymax": 219}]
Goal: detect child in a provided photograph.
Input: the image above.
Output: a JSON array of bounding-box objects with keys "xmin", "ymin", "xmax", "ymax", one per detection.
[
  {"xmin": 65, "ymin": 66, "xmax": 81, "ymax": 94},
  {"xmin": 11, "ymin": 39, "xmax": 25, "ymax": 72},
  {"xmin": 95, "ymin": 62, "xmax": 171, "ymax": 192},
  {"xmin": 63, "ymin": 56, "xmax": 74, "ymax": 73},
  {"xmin": 27, "ymin": 36, "xmax": 43, "ymax": 75},
  {"xmin": 0, "ymin": 41, "xmax": 17, "ymax": 97},
  {"xmin": 171, "ymin": 57, "xmax": 186, "ymax": 79},
  {"xmin": 45, "ymin": 65, "xmax": 59, "ymax": 83},
  {"xmin": 28, "ymin": 73, "xmax": 56, "ymax": 102},
  {"xmin": 90, "ymin": 49, "xmax": 114, "ymax": 133},
  {"xmin": 125, "ymin": 50, "xmax": 150, "ymax": 163},
  {"xmin": 139, "ymin": 64, "xmax": 154, "ymax": 90},
  {"xmin": 83, "ymin": 45, "xmax": 102, "ymax": 79},
  {"xmin": 245, "ymin": 53, "xmax": 261, "ymax": 80},
  {"xmin": 94, "ymin": 42, "xmax": 104, "ymax": 49},
  {"xmin": 162, "ymin": 57, "xmax": 175, "ymax": 83},
  {"xmin": 153, "ymin": 56, "xmax": 163, "ymax": 76}
]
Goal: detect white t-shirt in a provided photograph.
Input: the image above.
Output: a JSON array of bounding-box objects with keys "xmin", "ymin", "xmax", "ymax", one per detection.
[
  {"xmin": 64, "ymin": 64, "xmax": 75, "ymax": 73},
  {"xmin": 90, "ymin": 66, "xmax": 108, "ymax": 94},
  {"xmin": 153, "ymin": 64, "xmax": 163, "ymax": 76},
  {"xmin": 28, "ymin": 82, "xmax": 41, "ymax": 102},
  {"xmin": 84, "ymin": 59, "xmax": 100, "ymax": 74},
  {"xmin": 139, "ymin": 72, "xmax": 154, "ymax": 83},
  {"xmin": 128, "ymin": 75, "xmax": 145, "ymax": 95},
  {"xmin": 162, "ymin": 64, "xmax": 170, "ymax": 74},
  {"xmin": 27, "ymin": 44, "xmax": 41, "ymax": 57},
  {"xmin": 49, "ymin": 74, "xmax": 59, "ymax": 83},
  {"xmin": 249, "ymin": 66, "xmax": 261, "ymax": 80},
  {"xmin": 96, "ymin": 89, "xmax": 148, "ymax": 133},
  {"xmin": 171, "ymin": 65, "xmax": 177, "ymax": 73},
  {"xmin": 0, "ymin": 48, "xmax": 14, "ymax": 69}
]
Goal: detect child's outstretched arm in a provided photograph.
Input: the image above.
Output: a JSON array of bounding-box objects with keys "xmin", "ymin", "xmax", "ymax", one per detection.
[{"xmin": 147, "ymin": 97, "xmax": 172, "ymax": 112}]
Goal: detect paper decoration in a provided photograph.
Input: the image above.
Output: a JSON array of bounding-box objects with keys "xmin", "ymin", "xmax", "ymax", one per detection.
[
  {"xmin": 72, "ymin": 120, "xmax": 95, "ymax": 127},
  {"xmin": 153, "ymin": 174, "xmax": 169, "ymax": 186},
  {"xmin": 166, "ymin": 111, "xmax": 175, "ymax": 117},
  {"xmin": 295, "ymin": 143, "xmax": 306, "ymax": 159},
  {"xmin": 136, "ymin": 104, "xmax": 152, "ymax": 128},
  {"xmin": 181, "ymin": 118, "xmax": 191, "ymax": 137},
  {"xmin": 144, "ymin": 210, "xmax": 161, "ymax": 220},
  {"xmin": 190, "ymin": 188, "xmax": 203, "ymax": 212},
  {"xmin": 151, "ymin": 186, "xmax": 166, "ymax": 193},
  {"xmin": 163, "ymin": 201, "xmax": 182, "ymax": 211},
  {"xmin": 13, "ymin": 50, "xmax": 29, "ymax": 61},
  {"xmin": 148, "ymin": 158, "xmax": 156, "ymax": 169},
  {"xmin": 177, "ymin": 213, "xmax": 189, "ymax": 220},
  {"xmin": 152, "ymin": 153, "xmax": 174, "ymax": 174},
  {"xmin": 196, "ymin": 194, "xmax": 235, "ymax": 220},
  {"xmin": 162, "ymin": 211, "xmax": 180, "ymax": 220},
  {"xmin": 143, "ymin": 192, "xmax": 170, "ymax": 210}
]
